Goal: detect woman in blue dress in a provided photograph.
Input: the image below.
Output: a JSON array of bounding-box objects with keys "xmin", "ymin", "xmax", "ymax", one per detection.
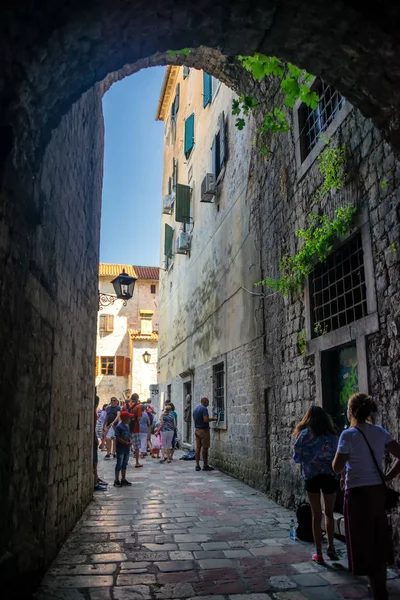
[{"xmin": 293, "ymin": 405, "xmax": 339, "ymax": 563}]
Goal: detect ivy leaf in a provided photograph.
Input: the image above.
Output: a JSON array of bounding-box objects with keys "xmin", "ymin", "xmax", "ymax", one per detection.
[
  {"xmin": 167, "ymin": 48, "xmax": 191, "ymax": 57},
  {"xmin": 235, "ymin": 117, "xmax": 246, "ymax": 130},
  {"xmin": 232, "ymin": 99, "xmax": 240, "ymax": 115},
  {"xmin": 287, "ymin": 62, "xmax": 302, "ymax": 78}
]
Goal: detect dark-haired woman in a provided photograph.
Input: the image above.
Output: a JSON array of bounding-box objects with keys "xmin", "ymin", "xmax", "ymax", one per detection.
[
  {"xmin": 333, "ymin": 393, "xmax": 400, "ymax": 600},
  {"xmin": 293, "ymin": 405, "xmax": 339, "ymax": 563}
]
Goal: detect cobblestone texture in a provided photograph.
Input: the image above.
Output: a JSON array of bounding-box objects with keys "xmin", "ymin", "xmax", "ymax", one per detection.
[{"xmin": 35, "ymin": 456, "xmax": 399, "ymax": 600}]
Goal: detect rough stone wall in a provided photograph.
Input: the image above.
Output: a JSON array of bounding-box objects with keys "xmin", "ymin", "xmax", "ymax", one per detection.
[{"xmin": 0, "ymin": 84, "xmax": 104, "ymax": 593}]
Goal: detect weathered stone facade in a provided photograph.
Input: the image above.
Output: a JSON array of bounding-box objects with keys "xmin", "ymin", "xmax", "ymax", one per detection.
[{"xmin": 0, "ymin": 85, "xmax": 104, "ymax": 594}]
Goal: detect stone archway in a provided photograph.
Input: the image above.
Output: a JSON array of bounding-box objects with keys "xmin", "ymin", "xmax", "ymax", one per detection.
[{"xmin": 1, "ymin": 1, "xmax": 400, "ymax": 593}]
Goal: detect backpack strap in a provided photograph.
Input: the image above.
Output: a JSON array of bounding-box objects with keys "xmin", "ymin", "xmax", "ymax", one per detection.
[{"xmin": 355, "ymin": 426, "xmax": 386, "ymax": 487}]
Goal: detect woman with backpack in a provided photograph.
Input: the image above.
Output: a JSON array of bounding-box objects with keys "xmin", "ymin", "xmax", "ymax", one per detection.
[
  {"xmin": 293, "ymin": 405, "xmax": 339, "ymax": 564},
  {"xmin": 333, "ymin": 393, "xmax": 400, "ymax": 600}
]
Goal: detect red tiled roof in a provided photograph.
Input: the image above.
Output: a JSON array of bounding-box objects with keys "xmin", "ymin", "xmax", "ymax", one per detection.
[{"xmin": 133, "ymin": 266, "xmax": 159, "ymax": 281}]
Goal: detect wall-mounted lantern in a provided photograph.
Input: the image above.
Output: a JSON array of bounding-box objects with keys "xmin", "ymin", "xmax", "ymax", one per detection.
[
  {"xmin": 142, "ymin": 351, "xmax": 151, "ymax": 364},
  {"xmin": 98, "ymin": 269, "xmax": 137, "ymax": 310}
]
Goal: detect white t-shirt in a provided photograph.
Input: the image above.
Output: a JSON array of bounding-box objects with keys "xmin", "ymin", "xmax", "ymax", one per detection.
[{"xmin": 337, "ymin": 423, "xmax": 393, "ymax": 489}]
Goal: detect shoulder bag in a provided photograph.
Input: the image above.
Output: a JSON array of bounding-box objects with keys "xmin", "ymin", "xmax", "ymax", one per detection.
[{"xmin": 355, "ymin": 427, "xmax": 400, "ymax": 511}]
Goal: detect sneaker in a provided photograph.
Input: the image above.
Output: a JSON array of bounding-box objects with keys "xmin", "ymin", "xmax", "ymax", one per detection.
[
  {"xmin": 97, "ymin": 478, "xmax": 108, "ymax": 486},
  {"xmin": 113, "ymin": 454, "xmax": 116, "ymax": 459},
  {"xmin": 160, "ymin": 459, "xmax": 167, "ymax": 464},
  {"xmin": 327, "ymin": 547, "xmax": 339, "ymax": 561},
  {"xmin": 94, "ymin": 483, "xmax": 107, "ymax": 491},
  {"xmin": 195, "ymin": 465, "xmax": 201, "ymax": 471},
  {"xmin": 121, "ymin": 479, "xmax": 132, "ymax": 486},
  {"xmin": 312, "ymin": 553, "xmax": 325, "ymax": 564},
  {"xmin": 104, "ymin": 454, "xmax": 111, "ymax": 459},
  {"xmin": 203, "ymin": 465, "xmax": 215, "ymax": 471},
  {"xmin": 113, "ymin": 480, "xmax": 122, "ymax": 487}
]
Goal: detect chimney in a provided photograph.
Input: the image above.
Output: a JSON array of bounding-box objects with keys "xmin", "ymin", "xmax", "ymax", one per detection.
[{"xmin": 140, "ymin": 310, "xmax": 154, "ymax": 335}]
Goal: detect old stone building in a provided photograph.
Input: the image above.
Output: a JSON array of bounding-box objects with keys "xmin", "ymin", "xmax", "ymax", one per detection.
[
  {"xmin": 96, "ymin": 263, "xmax": 159, "ymax": 404},
  {"xmin": 156, "ymin": 66, "xmax": 259, "ymax": 445},
  {"xmin": 2, "ymin": 1, "xmax": 400, "ymax": 592},
  {"xmin": 157, "ymin": 67, "xmax": 400, "ymax": 537}
]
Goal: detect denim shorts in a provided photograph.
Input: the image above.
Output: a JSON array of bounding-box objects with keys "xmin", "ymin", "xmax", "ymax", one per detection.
[{"xmin": 115, "ymin": 447, "xmax": 129, "ymax": 472}]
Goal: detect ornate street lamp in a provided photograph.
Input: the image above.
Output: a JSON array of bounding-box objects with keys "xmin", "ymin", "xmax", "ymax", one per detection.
[
  {"xmin": 142, "ymin": 351, "xmax": 151, "ymax": 364},
  {"xmin": 98, "ymin": 269, "xmax": 137, "ymax": 310}
]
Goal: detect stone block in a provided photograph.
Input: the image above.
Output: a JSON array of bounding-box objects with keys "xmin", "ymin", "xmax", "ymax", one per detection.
[
  {"xmin": 89, "ymin": 553, "xmax": 128, "ymax": 563},
  {"xmin": 113, "ymin": 586, "xmax": 151, "ymax": 600},
  {"xmin": 116, "ymin": 574, "xmax": 156, "ymax": 586},
  {"xmin": 155, "ymin": 560, "xmax": 195, "ymax": 572}
]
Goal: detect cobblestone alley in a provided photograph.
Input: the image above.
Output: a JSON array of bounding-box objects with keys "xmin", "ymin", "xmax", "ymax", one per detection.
[{"xmin": 36, "ymin": 456, "xmax": 400, "ymax": 600}]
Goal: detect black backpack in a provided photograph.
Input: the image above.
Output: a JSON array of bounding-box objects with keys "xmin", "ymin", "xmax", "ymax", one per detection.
[{"xmin": 296, "ymin": 502, "xmax": 314, "ymax": 542}]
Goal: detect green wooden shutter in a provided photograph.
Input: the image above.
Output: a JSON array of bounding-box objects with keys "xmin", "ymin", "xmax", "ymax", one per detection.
[
  {"xmin": 164, "ymin": 224, "xmax": 174, "ymax": 259},
  {"xmin": 203, "ymin": 72, "xmax": 212, "ymax": 107},
  {"xmin": 175, "ymin": 184, "xmax": 191, "ymax": 224},
  {"xmin": 184, "ymin": 113, "xmax": 195, "ymax": 159}
]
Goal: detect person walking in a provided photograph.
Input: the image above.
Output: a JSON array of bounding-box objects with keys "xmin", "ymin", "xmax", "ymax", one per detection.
[
  {"xmin": 145, "ymin": 403, "xmax": 155, "ymax": 454},
  {"xmin": 193, "ymin": 397, "xmax": 217, "ymax": 472},
  {"xmin": 333, "ymin": 393, "xmax": 400, "ymax": 600},
  {"xmin": 114, "ymin": 411, "xmax": 133, "ymax": 487},
  {"xmin": 156, "ymin": 405, "xmax": 176, "ymax": 464},
  {"xmin": 93, "ymin": 392, "xmax": 107, "ymax": 490},
  {"xmin": 293, "ymin": 406, "xmax": 339, "ymax": 563},
  {"xmin": 167, "ymin": 402, "xmax": 178, "ymax": 459},
  {"xmin": 125, "ymin": 393, "xmax": 143, "ymax": 468},
  {"xmin": 103, "ymin": 397, "xmax": 121, "ymax": 459},
  {"xmin": 139, "ymin": 405, "xmax": 151, "ymax": 458}
]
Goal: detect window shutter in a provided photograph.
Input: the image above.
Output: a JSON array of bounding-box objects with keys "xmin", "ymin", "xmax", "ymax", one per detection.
[
  {"xmin": 219, "ymin": 111, "xmax": 226, "ymax": 167},
  {"xmin": 95, "ymin": 356, "xmax": 100, "ymax": 376},
  {"xmin": 124, "ymin": 357, "xmax": 131, "ymax": 376},
  {"xmin": 172, "ymin": 158, "xmax": 178, "ymax": 191},
  {"xmin": 183, "ymin": 66, "xmax": 190, "ymax": 79},
  {"xmin": 203, "ymin": 72, "xmax": 212, "ymax": 108},
  {"xmin": 99, "ymin": 315, "xmax": 106, "ymax": 333},
  {"xmin": 164, "ymin": 224, "xmax": 174, "ymax": 259},
  {"xmin": 175, "ymin": 83, "xmax": 180, "ymax": 115},
  {"xmin": 175, "ymin": 184, "xmax": 191, "ymax": 224},
  {"xmin": 116, "ymin": 356, "xmax": 125, "ymax": 376},
  {"xmin": 168, "ymin": 176, "xmax": 172, "ymax": 195},
  {"xmin": 211, "ymin": 137, "xmax": 217, "ymax": 176},
  {"xmin": 106, "ymin": 314, "xmax": 114, "ymax": 332},
  {"xmin": 184, "ymin": 113, "xmax": 195, "ymax": 159}
]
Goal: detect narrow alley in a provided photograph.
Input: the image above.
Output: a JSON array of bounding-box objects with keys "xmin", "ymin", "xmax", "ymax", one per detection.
[{"xmin": 36, "ymin": 458, "xmax": 399, "ymax": 600}]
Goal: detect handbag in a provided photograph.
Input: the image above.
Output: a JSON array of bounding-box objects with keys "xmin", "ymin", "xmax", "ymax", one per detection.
[
  {"xmin": 355, "ymin": 427, "xmax": 400, "ymax": 511},
  {"xmin": 106, "ymin": 425, "xmax": 115, "ymax": 440}
]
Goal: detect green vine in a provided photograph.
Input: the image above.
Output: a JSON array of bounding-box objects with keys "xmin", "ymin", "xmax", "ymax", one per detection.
[
  {"xmin": 167, "ymin": 48, "xmax": 191, "ymax": 57},
  {"xmin": 314, "ymin": 142, "xmax": 347, "ymax": 202},
  {"xmin": 255, "ymin": 204, "xmax": 357, "ymax": 296},
  {"xmin": 314, "ymin": 322, "xmax": 329, "ymax": 336},
  {"xmin": 297, "ymin": 330, "xmax": 307, "ymax": 356},
  {"xmin": 232, "ymin": 55, "xmax": 319, "ymax": 157}
]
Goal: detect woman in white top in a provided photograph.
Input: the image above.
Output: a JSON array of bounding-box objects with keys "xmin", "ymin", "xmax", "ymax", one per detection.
[{"xmin": 333, "ymin": 393, "xmax": 400, "ymax": 600}]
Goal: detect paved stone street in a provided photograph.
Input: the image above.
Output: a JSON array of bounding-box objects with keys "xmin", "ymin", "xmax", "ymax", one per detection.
[{"xmin": 36, "ymin": 454, "xmax": 400, "ymax": 600}]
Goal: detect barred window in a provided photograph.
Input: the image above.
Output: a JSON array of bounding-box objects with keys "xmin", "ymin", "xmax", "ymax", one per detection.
[
  {"xmin": 100, "ymin": 356, "xmax": 115, "ymax": 375},
  {"xmin": 213, "ymin": 362, "xmax": 225, "ymax": 422},
  {"xmin": 310, "ymin": 234, "xmax": 367, "ymax": 337},
  {"xmin": 299, "ymin": 80, "xmax": 345, "ymax": 161}
]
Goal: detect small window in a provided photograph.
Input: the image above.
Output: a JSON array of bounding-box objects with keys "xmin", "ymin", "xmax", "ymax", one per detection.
[
  {"xmin": 298, "ymin": 80, "xmax": 345, "ymax": 161},
  {"xmin": 310, "ymin": 233, "xmax": 367, "ymax": 337},
  {"xmin": 164, "ymin": 223, "xmax": 174, "ymax": 268},
  {"xmin": 151, "ymin": 284, "xmax": 156, "ymax": 294},
  {"xmin": 99, "ymin": 314, "xmax": 114, "ymax": 338},
  {"xmin": 100, "ymin": 356, "xmax": 114, "ymax": 376},
  {"xmin": 203, "ymin": 72, "xmax": 212, "ymax": 108},
  {"xmin": 213, "ymin": 362, "xmax": 225, "ymax": 422},
  {"xmin": 212, "ymin": 112, "xmax": 226, "ymax": 179},
  {"xmin": 167, "ymin": 384, "xmax": 172, "ymax": 403}
]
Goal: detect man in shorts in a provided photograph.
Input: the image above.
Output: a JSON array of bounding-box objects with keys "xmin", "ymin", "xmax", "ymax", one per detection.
[
  {"xmin": 193, "ymin": 397, "xmax": 217, "ymax": 472},
  {"xmin": 127, "ymin": 393, "xmax": 143, "ymax": 468}
]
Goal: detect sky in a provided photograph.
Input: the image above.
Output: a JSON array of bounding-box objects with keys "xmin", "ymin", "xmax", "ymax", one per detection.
[{"xmin": 100, "ymin": 66, "xmax": 166, "ymax": 267}]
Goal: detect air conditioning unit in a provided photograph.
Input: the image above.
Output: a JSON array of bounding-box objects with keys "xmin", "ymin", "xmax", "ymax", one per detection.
[
  {"xmin": 201, "ymin": 173, "xmax": 216, "ymax": 202},
  {"xmin": 162, "ymin": 194, "xmax": 174, "ymax": 215},
  {"xmin": 176, "ymin": 231, "xmax": 191, "ymax": 254}
]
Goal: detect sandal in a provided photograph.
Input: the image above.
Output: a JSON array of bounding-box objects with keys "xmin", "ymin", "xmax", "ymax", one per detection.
[
  {"xmin": 327, "ymin": 546, "xmax": 339, "ymax": 561},
  {"xmin": 135, "ymin": 464, "xmax": 143, "ymax": 468},
  {"xmin": 312, "ymin": 554, "xmax": 325, "ymax": 564}
]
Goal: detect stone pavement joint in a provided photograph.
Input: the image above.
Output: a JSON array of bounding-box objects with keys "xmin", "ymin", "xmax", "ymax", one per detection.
[{"xmin": 35, "ymin": 452, "xmax": 400, "ymax": 600}]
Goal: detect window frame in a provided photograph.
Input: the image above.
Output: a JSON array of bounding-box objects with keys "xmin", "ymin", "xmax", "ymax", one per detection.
[
  {"xmin": 150, "ymin": 284, "xmax": 156, "ymax": 294},
  {"xmin": 100, "ymin": 356, "xmax": 115, "ymax": 376},
  {"xmin": 293, "ymin": 78, "xmax": 353, "ymax": 181},
  {"xmin": 212, "ymin": 357, "xmax": 227, "ymax": 430}
]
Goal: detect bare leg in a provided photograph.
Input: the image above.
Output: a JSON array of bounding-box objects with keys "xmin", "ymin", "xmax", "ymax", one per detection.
[
  {"xmin": 307, "ymin": 492, "xmax": 323, "ymax": 558},
  {"xmin": 106, "ymin": 437, "xmax": 112, "ymax": 455},
  {"xmin": 323, "ymin": 492, "xmax": 337, "ymax": 549},
  {"xmin": 368, "ymin": 565, "xmax": 388, "ymax": 600}
]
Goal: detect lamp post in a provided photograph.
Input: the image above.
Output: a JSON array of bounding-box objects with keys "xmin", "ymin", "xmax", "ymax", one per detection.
[
  {"xmin": 98, "ymin": 269, "xmax": 137, "ymax": 310},
  {"xmin": 142, "ymin": 351, "xmax": 151, "ymax": 364}
]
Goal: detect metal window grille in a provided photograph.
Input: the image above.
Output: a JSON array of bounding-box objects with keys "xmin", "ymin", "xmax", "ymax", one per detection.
[
  {"xmin": 100, "ymin": 356, "xmax": 114, "ymax": 375},
  {"xmin": 310, "ymin": 234, "xmax": 367, "ymax": 337},
  {"xmin": 213, "ymin": 362, "xmax": 225, "ymax": 422},
  {"xmin": 299, "ymin": 80, "xmax": 345, "ymax": 161}
]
